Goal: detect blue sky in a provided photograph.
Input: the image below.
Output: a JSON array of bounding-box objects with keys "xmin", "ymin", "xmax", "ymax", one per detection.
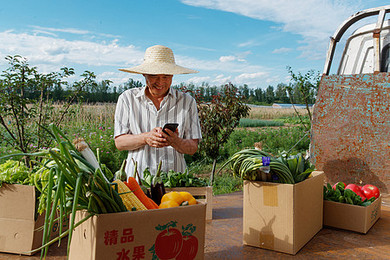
[{"xmin": 0, "ymin": 0, "xmax": 388, "ymax": 89}]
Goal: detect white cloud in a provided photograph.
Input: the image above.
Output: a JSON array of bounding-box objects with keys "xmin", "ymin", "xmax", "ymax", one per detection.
[
  {"xmin": 219, "ymin": 51, "xmax": 251, "ymax": 62},
  {"xmin": 0, "ymin": 30, "xmax": 143, "ymax": 69},
  {"xmin": 0, "ymin": 30, "xmax": 146, "ymax": 86},
  {"xmin": 234, "ymin": 71, "xmax": 270, "ymax": 87},
  {"xmin": 0, "ymin": 29, "xmax": 283, "ymax": 88},
  {"xmin": 30, "ymin": 25, "xmax": 90, "ymax": 35},
  {"xmin": 272, "ymin": 47, "xmax": 292, "ymax": 54},
  {"xmin": 219, "ymin": 55, "xmax": 237, "ymax": 62},
  {"xmin": 181, "ymin": 0, "xmax": 366, "ymax": 60},
  {"xmin": 186, "ymin": 76, "xmax": 212, "ymax": 85},
  {"xmin": 214, "ymin": 74, "xmax": 232, "ymax": 85},
  {"xmin": 0, "ymin": 30, "xmax": 264, "ymax": 86},
  {"xmin": 32, "ymin": 29, "xmax": 58, "ymax": 37},
  {"xmin": 184, "ymin": 74, "xmax": 233, "ymax": 86},
  {"xmin": 236, "ymin": 71, "xmax": 267, "ymax": 80},
  {"xmin": 238, "ymin": 40, "xmax": 258, "ymax": 48}
]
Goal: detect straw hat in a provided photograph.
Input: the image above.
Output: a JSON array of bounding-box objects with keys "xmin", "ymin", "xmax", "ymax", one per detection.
[{"xmin": 119, "ymin": 45, "xmax": 198, "ymax": 75}]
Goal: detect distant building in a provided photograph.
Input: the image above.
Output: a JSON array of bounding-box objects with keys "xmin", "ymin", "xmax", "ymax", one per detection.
[{"xmin": 272, "ymin": 103, "xmax": 313, "ymax": 109}]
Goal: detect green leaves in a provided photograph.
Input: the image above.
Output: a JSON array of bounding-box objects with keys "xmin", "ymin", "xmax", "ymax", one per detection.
[
  {"xmin": 286, "ymin": 153, "xmax": 315, "ymax": 183},
  {"xmin": 141, "ymin": 168, "xmax": 208, "ymax": 188},
  {"xmin": 0, "ymin": 159, "xmax": 30, "ymax": 185},
  {"xmin": 220, "ymin": 149, "xmax": 314, "ymax": 184},
  {"xmin": 323, "ymin": 183, "xmax": 376, "ymax": 206},
  {"xmin": 182, "ymin": 83, "xmax": 250, "ymax": 179},
  {"xmin": 0, "ymin": 55, "xmax": 98, "ymax": 165},
  {"xmin": 219, "ymin": 148, "xmax": 270, "ymax": 181}
]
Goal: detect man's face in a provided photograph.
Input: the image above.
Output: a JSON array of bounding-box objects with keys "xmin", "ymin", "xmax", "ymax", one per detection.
[{"xmin": 144, "ymin": 74, "xmax": 173, "ymax": 98}]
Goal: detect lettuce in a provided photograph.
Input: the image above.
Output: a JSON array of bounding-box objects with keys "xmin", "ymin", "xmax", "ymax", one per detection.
[{"xmin": 0, "ymin": 160, "xmax": 30, "ymax": 185}]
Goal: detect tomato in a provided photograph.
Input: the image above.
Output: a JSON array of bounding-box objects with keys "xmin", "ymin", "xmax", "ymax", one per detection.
[
  {"xmin": 175, "ymin": 235, "xmax": 198, "ymax": 260},
  {"xmin": 332, "ymin": 182, "xmax": 346, "ymax": 190},
  {"xmin": 361, "ymin": 184, "xmax": 380, "ymax": 200},
  {"xmin": 154, "ymin": 228, "xmax": 183, "ymax": 259},
  {"xmin": 345, "ymin": 184, "xmax": 366, "ymax": 201}
]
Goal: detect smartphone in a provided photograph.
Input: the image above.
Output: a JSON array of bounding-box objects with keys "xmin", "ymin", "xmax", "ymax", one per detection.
[{"xmin": 162, "ymin": 123, "xmax": 179, "ymax": 135}]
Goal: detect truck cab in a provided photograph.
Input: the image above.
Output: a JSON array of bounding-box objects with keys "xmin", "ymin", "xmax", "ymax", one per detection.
[{"xmin": 338, "ymin": 19, "xmax": 390, "ymax": 74}]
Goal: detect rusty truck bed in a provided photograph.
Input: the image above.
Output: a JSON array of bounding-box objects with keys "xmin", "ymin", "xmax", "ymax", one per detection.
[{"xmin": 1, "ymin": 191, "xmax": 390, "ymax": 259}]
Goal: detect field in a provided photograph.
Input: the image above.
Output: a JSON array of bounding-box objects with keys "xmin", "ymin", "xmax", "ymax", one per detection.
[
  {"xmin": 248, "ymin": 106, "xmax": 309, "ymax": 119},
  {"xmin": 0, "ymin": 104, "xmax": 311, "ymax": 195}
]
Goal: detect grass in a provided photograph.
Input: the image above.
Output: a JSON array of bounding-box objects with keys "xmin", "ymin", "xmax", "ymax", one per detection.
[
  {"xmin": 188, "ymin": 161, "xmax": 243, "ymax": 195},
  {"xmin": 213, "ymin": 172, "xmax": 242, "ymax": 195},
  {"xmin": 239, "ymin": 118, "xmax": 284, "ymax": 127}
]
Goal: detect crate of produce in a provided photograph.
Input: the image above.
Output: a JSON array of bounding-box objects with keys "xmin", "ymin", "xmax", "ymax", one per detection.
[
  {"xmin": 243, "ymin": 171, "xmax": 324, "ymax": 255},
  {"xmin": 323, "ymin": 182, "xmax": 381, "ymax": 233},
  {"xmin": 69, "ymin": 202, "xmax": 206, "ymax": 260},
  {"xmin": 0, "ymin": 183, "xmax": 68, "ymax": 255},
  {"xmin": 220, "ymin": 149, "xmax": 323, "ymax": 255}
]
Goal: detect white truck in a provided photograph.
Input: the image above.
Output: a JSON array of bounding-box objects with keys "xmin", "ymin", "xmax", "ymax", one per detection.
[{"xmin": 311, "ymin": 5, "xmax": 390, "ymax": 193}]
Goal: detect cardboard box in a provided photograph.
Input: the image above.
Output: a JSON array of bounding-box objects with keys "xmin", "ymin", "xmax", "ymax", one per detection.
[
  {"xmin": 69, "ymin": 202, "xmax": 206, "ymax": 260},
  {"xmin": 0, "ymin": 183, "xmax": 68, "ymax": 255},
  {"xmin": 323, "ymin": 195, "xmax": 381, "ymax": 233},
  {"xmin": 243, "ymin": 171, "xmax": 324, "ymax": 255},
  {"xmin": 166, "ymin": 186, "xmax": 213, "ymax": 220}
]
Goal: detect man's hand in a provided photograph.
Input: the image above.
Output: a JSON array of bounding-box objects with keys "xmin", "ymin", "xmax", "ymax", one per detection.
[
  {"xmin": 161, "ymin": 128, "xmax": 198, "ymax": 155},
  {"xmin": 144, "ymin": 127, "xmax": 169, "ymax": 148},
  {"xmin": 161, "ymin": 127, "xmax": 179, "ymax": 145},
  {"xmin": 115, "ymin": 127, "xmax": 197, "ymax": 155}
]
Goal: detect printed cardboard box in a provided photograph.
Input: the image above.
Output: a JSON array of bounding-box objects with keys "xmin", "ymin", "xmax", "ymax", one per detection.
[
  {"xmin": 166, "ymin": 186, "xmax": 213, "ymax": 220},
  {"xmin": 0, "ymin": 183, "xmax": 68, "ymax": 255},
  {"xmin": 323, "ymin": 195, "xmax": 381, "ymax": 233},
  {"xmin": 243, "ymin": 171, "xmax": 324, "ymax": 255},
  {"xmin": 69, "ymin": 202, "xmax": 206, "ymax": 260}
]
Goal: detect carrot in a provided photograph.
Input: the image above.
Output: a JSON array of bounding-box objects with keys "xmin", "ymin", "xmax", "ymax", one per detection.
[
  {"xmin": 148, "ymin": 197, "xmax": 159, "ymax": 208},
  {"xmin": 126, "ymin": 177, "xmax": 159, "ymax": 209}
]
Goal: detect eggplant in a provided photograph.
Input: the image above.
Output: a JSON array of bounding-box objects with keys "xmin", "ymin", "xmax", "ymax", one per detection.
[{"xmin": 150, "ymin": 161, "xmax": 166, "ymax": 205}]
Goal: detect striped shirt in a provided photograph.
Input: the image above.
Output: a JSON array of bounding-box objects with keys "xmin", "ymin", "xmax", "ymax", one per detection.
[{"xmin": 114, "ymin": 86, "xmax": 202, "ymax": 178}]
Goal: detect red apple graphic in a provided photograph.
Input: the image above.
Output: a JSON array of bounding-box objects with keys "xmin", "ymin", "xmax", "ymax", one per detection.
[
  {"xmin": 176, "ymin": 223, "xmax": 198, "ymax": 260},
  {"xmin": 175, "ymin": 235, "xmax": 198, "ymax": 260},
  {"xmin": 153, "ymin": 221, "xmax": 183, "ymax": 259}
]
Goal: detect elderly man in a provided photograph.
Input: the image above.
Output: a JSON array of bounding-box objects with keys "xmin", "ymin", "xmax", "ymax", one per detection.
[{"xmin": 114, "ymin": 45, "xmax": 202, "ymax": 178}]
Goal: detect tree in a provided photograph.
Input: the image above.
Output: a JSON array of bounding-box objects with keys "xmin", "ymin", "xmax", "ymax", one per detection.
[
  {"xmin": 286, "ymin": 66, "xmax": 320, "ymax": 129},
  {"xmin": 275, "ymin": 83, "xmax": 289, "ymax": 103},
  {"xmin": 0, "ymin": 55, "xmax": 96, "ymax": 165},
  {"xmin": 254, "ymin": 88, "xmax": 264, "ymax": 103},
  {"xmin": 239, "ymin": 84, "xmax": 250, "ymax": 100},
  {"xmin": 265, "ymin": 85, "xmax": 275, "ymax": 104},
  {"xmin": 186, "ymin": 83, "xmax": 250, "ymax": 183},
  {"xmin": 123, "ymin": 78, "xmax": 143, "ymax": 91}
]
